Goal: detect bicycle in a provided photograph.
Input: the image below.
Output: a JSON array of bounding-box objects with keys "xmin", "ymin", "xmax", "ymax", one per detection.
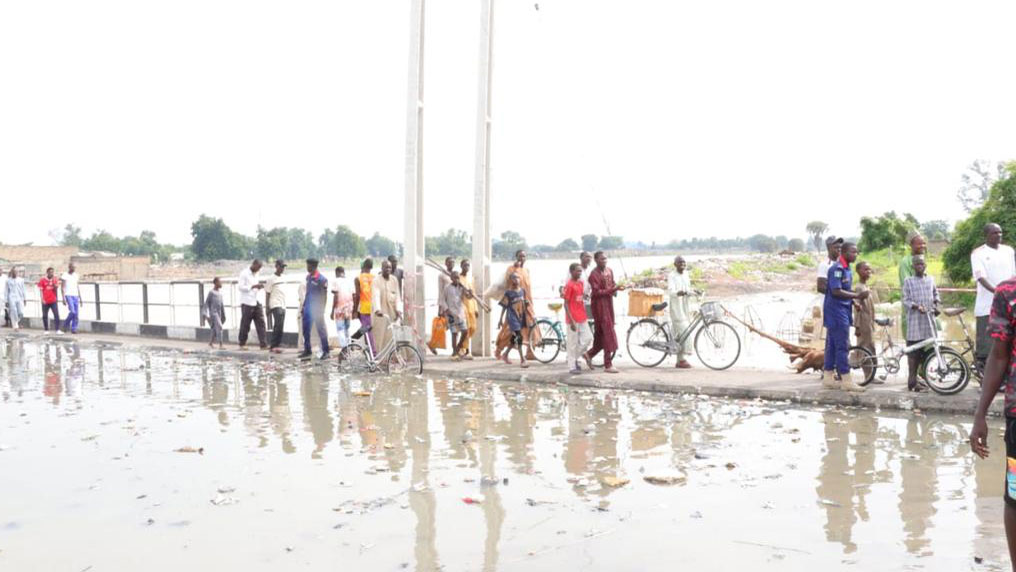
[
  {"xmin": 531, "ymin": 303, "xmax": 606, "ymax": 365},
  {"xmin": 852, "ymin": 311, "xmax": 970, "ymax": 394},
  {"xmin": 337, "ymin": 319, "xmax": 424, "ymax": 375},
  {"xmin": 625, "ymin": 297, "xmax": 741, "ymax": 370},
  {"xmin": 942, "ymin": 307, "xmax": 985, "ymax": 382}
]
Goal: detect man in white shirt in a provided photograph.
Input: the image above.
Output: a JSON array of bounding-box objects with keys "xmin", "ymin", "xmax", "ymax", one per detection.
[
  {"xmin": 237, "ymin": 259, "xmax": 267, "ymax": 350},
  {"xmin": 816, "ymin": 236, "xmax": 843, "ymax": 294},
  {"xmin": 667, "ymin": 255, "xmax": 697, "ymax": 369},
  {"xmin": 971, "ymin": 223, "xmax": 1016, "ymax": 368},
  {"xmin": 60, "ymin": 263, "xmax": 83, "ymax": 334},
  {"xmin": 579, "ymin": 251, "xmax": 593, "ymax": 317},
  {"xmin": 264, "ymin": 259, "xmax": 288, "ymax": 353}
]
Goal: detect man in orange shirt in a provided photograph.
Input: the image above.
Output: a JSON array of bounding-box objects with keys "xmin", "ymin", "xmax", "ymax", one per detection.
[{"xmin": 352, "ymin": 258, "xmax": 376, "ymax": 355}]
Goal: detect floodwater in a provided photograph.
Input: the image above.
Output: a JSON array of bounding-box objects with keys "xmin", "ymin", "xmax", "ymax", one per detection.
[{"xmin": 0, "ymin": 336, "xmax": 1009, "ymax": 571}]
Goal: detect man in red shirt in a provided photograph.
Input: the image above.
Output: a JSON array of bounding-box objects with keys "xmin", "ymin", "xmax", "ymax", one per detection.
[
  {"xmin": 37, "ymin": 267, "xmax": 62, "ymax": 333},
  {"xmin": 563, "ymin": 263, "xmax": 592, "ymax": 374}
]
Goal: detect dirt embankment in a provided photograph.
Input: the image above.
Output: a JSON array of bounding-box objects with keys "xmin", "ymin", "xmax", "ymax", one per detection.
[{"xmin": 624, "ymin": 254, "xmax": 816, "ymax": 298}]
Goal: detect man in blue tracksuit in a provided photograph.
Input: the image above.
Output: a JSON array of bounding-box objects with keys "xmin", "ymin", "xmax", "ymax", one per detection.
[
  {"xmin": 300, "ymin": 258, "xmax": 331, "ymax": 360},
  {"xmin": 823, "ymin": 242, "xmax": 868, "ymax": 392}
]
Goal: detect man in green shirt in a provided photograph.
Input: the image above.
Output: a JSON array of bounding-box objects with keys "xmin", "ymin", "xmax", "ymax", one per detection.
[{"xmin": 898, "ymin": 232, "xmax": 927, "ymax": 339}]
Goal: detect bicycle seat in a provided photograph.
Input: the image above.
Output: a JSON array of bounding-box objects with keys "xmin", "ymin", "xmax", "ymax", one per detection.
[
  {"xmin": 651, "ymin": 302, "xmax": 668, "ymax": 312},
  {"xmin": 942, "ymin": 307, "xmax": 966, "ymax": 317},
  {"xmin": 351, "ymin": 325, "xmax": 373, "ymax": 339},
  {"xmin": 875, "ymin": 317, "xmax": 892, "ymax": 327}
]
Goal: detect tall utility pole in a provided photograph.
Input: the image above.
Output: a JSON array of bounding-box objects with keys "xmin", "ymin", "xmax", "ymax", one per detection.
[
  {"xmin": 471, "ymin": 0, "xmax": 494, "ymax": 357},
  {"xmin": 404, "ymin": 0, "xmax": 426, "ymax": 345}
]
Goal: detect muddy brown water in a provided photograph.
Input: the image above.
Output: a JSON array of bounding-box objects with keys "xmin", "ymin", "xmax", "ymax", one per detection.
[{"xmin": 0, "ymin": 336, "xmax": 1008, "ymax": 571}]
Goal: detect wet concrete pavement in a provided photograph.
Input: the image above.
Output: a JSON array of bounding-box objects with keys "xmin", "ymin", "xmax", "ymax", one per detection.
[{"xmin": 0, "ymin": 334, "xmax": 1012, "ymax": 571}]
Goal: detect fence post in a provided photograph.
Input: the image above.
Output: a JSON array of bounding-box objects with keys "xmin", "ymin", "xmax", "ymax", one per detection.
[
  {"xmin": 142, "ymin": 283, "xmax": 149, "ymax": 324},
  {"xmin": 94, "ymin": 283, "xmax": 102, "ymax": 321}
]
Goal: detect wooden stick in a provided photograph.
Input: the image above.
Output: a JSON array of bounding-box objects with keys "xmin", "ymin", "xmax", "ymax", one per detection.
[{"xmin": 425, "ymin": 259, "xmax": 492, "ymax": 312}]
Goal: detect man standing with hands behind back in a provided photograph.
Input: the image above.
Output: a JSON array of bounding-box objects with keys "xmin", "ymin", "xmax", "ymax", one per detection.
[{"xmin": 971, "ymin": 223, "xmax": 1016, "ymax": 371}]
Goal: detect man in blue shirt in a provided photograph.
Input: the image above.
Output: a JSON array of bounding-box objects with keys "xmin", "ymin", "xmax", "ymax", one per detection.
[
  {"xmin": 300, "ymin": 258, "xmax": 331, "ymax": 360},
  {"xmin": 822, "ymin": 242, "xmax": 869, "ymax": 391}
]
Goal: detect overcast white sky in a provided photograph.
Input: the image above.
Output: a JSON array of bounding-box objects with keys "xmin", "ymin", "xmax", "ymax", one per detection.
[{"xmin": 2, "ymin": 0, "xmax": 1015, "ymax": 248}]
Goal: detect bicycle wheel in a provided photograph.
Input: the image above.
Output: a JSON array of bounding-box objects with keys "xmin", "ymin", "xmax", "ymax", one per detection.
[
  {"xmin": 386, "ymin": 343, "xmax": 424, "ymax": 375},
  {"xmin": 694, "ymin": 321, "xmax": 741, "ymax": 370},
  {"xmin": 337, "ymin": 343, "xmax": 370, "ymax": 373},
  {"xmin": 531, "ymin": 319, "xmax": 562, "ymax": 364},
  {"xmin": 923, "ymin": 347, "xmax": 970, "ymax": 395},
  {"xmin": 847, "ymin": 346, "xmax": 877, "ymax": 386},
  {"xmin": 626, "ymin": 319, "xmax": 670, "ymax": 368}
]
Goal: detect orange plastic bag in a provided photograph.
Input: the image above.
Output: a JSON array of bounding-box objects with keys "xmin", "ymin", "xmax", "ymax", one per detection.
[{"xmin": 428, "ymin": 316, "xmax": 447, "ymax": 349}]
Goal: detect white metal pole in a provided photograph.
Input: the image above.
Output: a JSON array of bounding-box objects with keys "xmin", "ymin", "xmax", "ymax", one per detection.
[
  {"xmin": 404, "ymin": 0, "xmax": 427, "ymax": 347},
  {"xmin": 471, "ymin": 0, "xmax": 494, "ymax": 357}
]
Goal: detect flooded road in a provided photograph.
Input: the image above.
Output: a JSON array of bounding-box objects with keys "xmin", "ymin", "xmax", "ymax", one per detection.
[{"xmin": 0, "ymin": 336, "xmax": 1009, "ymax": 571}]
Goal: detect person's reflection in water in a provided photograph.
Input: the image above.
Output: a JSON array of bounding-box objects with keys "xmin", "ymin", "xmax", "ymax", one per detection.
[
  {"xmin": 434, "ymin": 379, "xmax": 471, "ymax": 463},
  {"xmin": 7, "ymin": 338, "xmax": 28, "ymax": 397},
  {"xmin": 300, "ymin": 368, "xmax": 333, "ymax": 459},
  {"xmin": 65, "ymin": 345, "xmax": 83, "ymax": 399},
  {"xmin": 503, "ymin": 385, "xmax": 537, "ymax": 474},
  {"xmin": 475, "ymin": 385, "xmax": 505, "ymax": 572},
  {"xmin": 816, "ymin": 411, "xmax": 878, "ymax": 553},
  {"xmin": 43, "ymin": 342, "xmax": 63, "ymax": 405},
  {"xmin": 268, "ymin": 371, "xmax": 295, "ymax": 454},
  {"xmin": 201, "ymin": 360, "xmax": 231, "ymax": 427},
  {"xmin": 408, "ymin": 379, "xmax": 439, "ymax": 571},
  {"xmin": 240, "ymin": 365, "xmax": 268, "ymax": 447},
  {"xmin": 898, "ymin": 416, "xmax": 939, "ymax": 556}
]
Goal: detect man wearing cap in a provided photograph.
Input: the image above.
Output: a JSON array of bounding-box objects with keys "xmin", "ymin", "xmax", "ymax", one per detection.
[
  {"xmin": 816, "ymin": 236, "xmax": 843, "ymax": 294},
  {"xmin": 823, "ymin": 242, "xmax": 868, "ymax": 392},
  {"xmin": 264, "ymin": 259, "xmax": 288, "ymax": 353},
  {"xmin": 299, "ymin": 258, "xmax": 331, "ymax": 360},
  {"xmin": 971, "ymin": 223, "xmax": 1016, "ymax": 370}
]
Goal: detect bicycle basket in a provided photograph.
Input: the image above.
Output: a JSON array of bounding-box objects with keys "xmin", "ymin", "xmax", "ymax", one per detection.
[
  {"xmin": 393, "ymin": 325, "xmax": 415, "ymax": 344},
  {"xmin": 700, "ymin": 302, "xmax": 723, "ymax": 321}
]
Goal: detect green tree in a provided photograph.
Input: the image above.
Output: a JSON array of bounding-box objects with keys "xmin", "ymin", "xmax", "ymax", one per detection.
[
  {"xmin": 492, "ymin": 230, "xmax": 528, "ymax": 260},
  {"xmin": 255, "ymin": 226, "xmax": 289, "ymax": 260},
  {"xmin": 958, "ymin": 160, "xmax": 1006, "ymax": 212},
  {"xmin": 425, "ymin": 229, "xmax": 471, "ymax": 258},
  {"xmin": 788, "ymin": 238, "xmax": 806, "ymax": 252},
  {"xmin": 920, "ymin": 220, "xmax": 951, "ymax": 241},
  {"xmin": 191, "ymin": 215, "xmax": 249, "ymax": 261},
  {"xmin": 944, "ymin": 163, "xmax": 1016, "ymax": 283},
  {"xmin": 747, "ymin": 234, "xmax": 778, "ymax": 253},
  {"xmin": 57, "ymin": 224, "xmax": 83, "ymax": 247},
  {"xmin": 329, "ymin": 225, "xmax": 367, "ymax": 260},
  {"xmin": 532, "ymin": 244, "xmax": 555, "ymax": 255},
  {"xmin": 858, "ymin": 211, "xmax": 920, "ymax": 253},
  {"xmin": 555, "ymin": 238, "xmax": 579, "ymax": 252},
  {"xmin": 365, "ymin": 232, "xmax": 398, "ymax": 258},
  {"xmin": 598, "ymin": 235, "xmax": 624, "ymax": 251},
  {"xmin": 581, "ymin": 234, "xmax": 599, "ymax": 252},
  {"xmin": 805, "ymin": 221, "xmax": 828, "ymax": 252},
  {"xmin": 81, "ymin": 230, "xmax": 122, "ymax": 253}
]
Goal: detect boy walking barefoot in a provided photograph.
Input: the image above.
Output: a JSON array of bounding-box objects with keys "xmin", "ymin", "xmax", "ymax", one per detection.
[
  {"xmin": 498, "ymin": 273, "xmax": 529, "ymax": 368},
  {"xmin": 563, "ymin": 263, "xmax": 592, "ymax": 374},
  {"xmin": 204, "ymin": 277, "xmax": 226, "ymax": 349}
]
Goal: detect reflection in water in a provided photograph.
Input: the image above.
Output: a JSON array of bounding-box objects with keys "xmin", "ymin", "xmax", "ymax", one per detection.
[{"xmin": 0, "ymin": 334, "xmax": 1012, "ymax": 571}]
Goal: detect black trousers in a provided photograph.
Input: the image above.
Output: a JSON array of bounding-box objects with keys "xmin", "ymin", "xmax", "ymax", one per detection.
[
  {"xmin": 270, "ymin": 307, "xmax": 286, "ymax": 349},
  {"xmin": 239, "ymin": 303, "xmax": 267, "ymax": 348},
  {"xmin": 42, "ymin": 303, "xmax": 61, "ymax": 331}
]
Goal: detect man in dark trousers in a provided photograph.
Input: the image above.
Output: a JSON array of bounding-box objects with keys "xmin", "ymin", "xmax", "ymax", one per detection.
[
  {"xmin": 822, "ymin": 242, "xmax": 867, "ymax": 392},
  {"xmin": 237, "ymin": 259, "xmax": 267, "ymax": 350},
  {"xmin": 300, "ymin": 258, "xmax": 330, "ymax": 360}
]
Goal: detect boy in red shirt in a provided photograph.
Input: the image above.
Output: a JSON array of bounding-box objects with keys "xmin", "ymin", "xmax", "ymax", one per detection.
[
  {"xmin": 563, "ymin": 263, "xmax": 592, "ymax": 374},
  {"xmin": 37, "ymin": 267, "xmax": 62, "ymax": 333}
]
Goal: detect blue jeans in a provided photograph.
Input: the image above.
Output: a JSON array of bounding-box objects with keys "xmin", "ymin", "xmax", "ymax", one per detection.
[
  {"xmin": 65, "ymin": 296, "xmax": 80, "ymax": 333},
  {"xmin": 823, "ymin": 324, "xmax": 850, "ymax": 374},
  {"xmin": 335, "ymin": 318, "xmax": 351, "ymax": 348},
  {"xmin": 302, "ymin": 307, "xmax": 329, "ymax": 354}
]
